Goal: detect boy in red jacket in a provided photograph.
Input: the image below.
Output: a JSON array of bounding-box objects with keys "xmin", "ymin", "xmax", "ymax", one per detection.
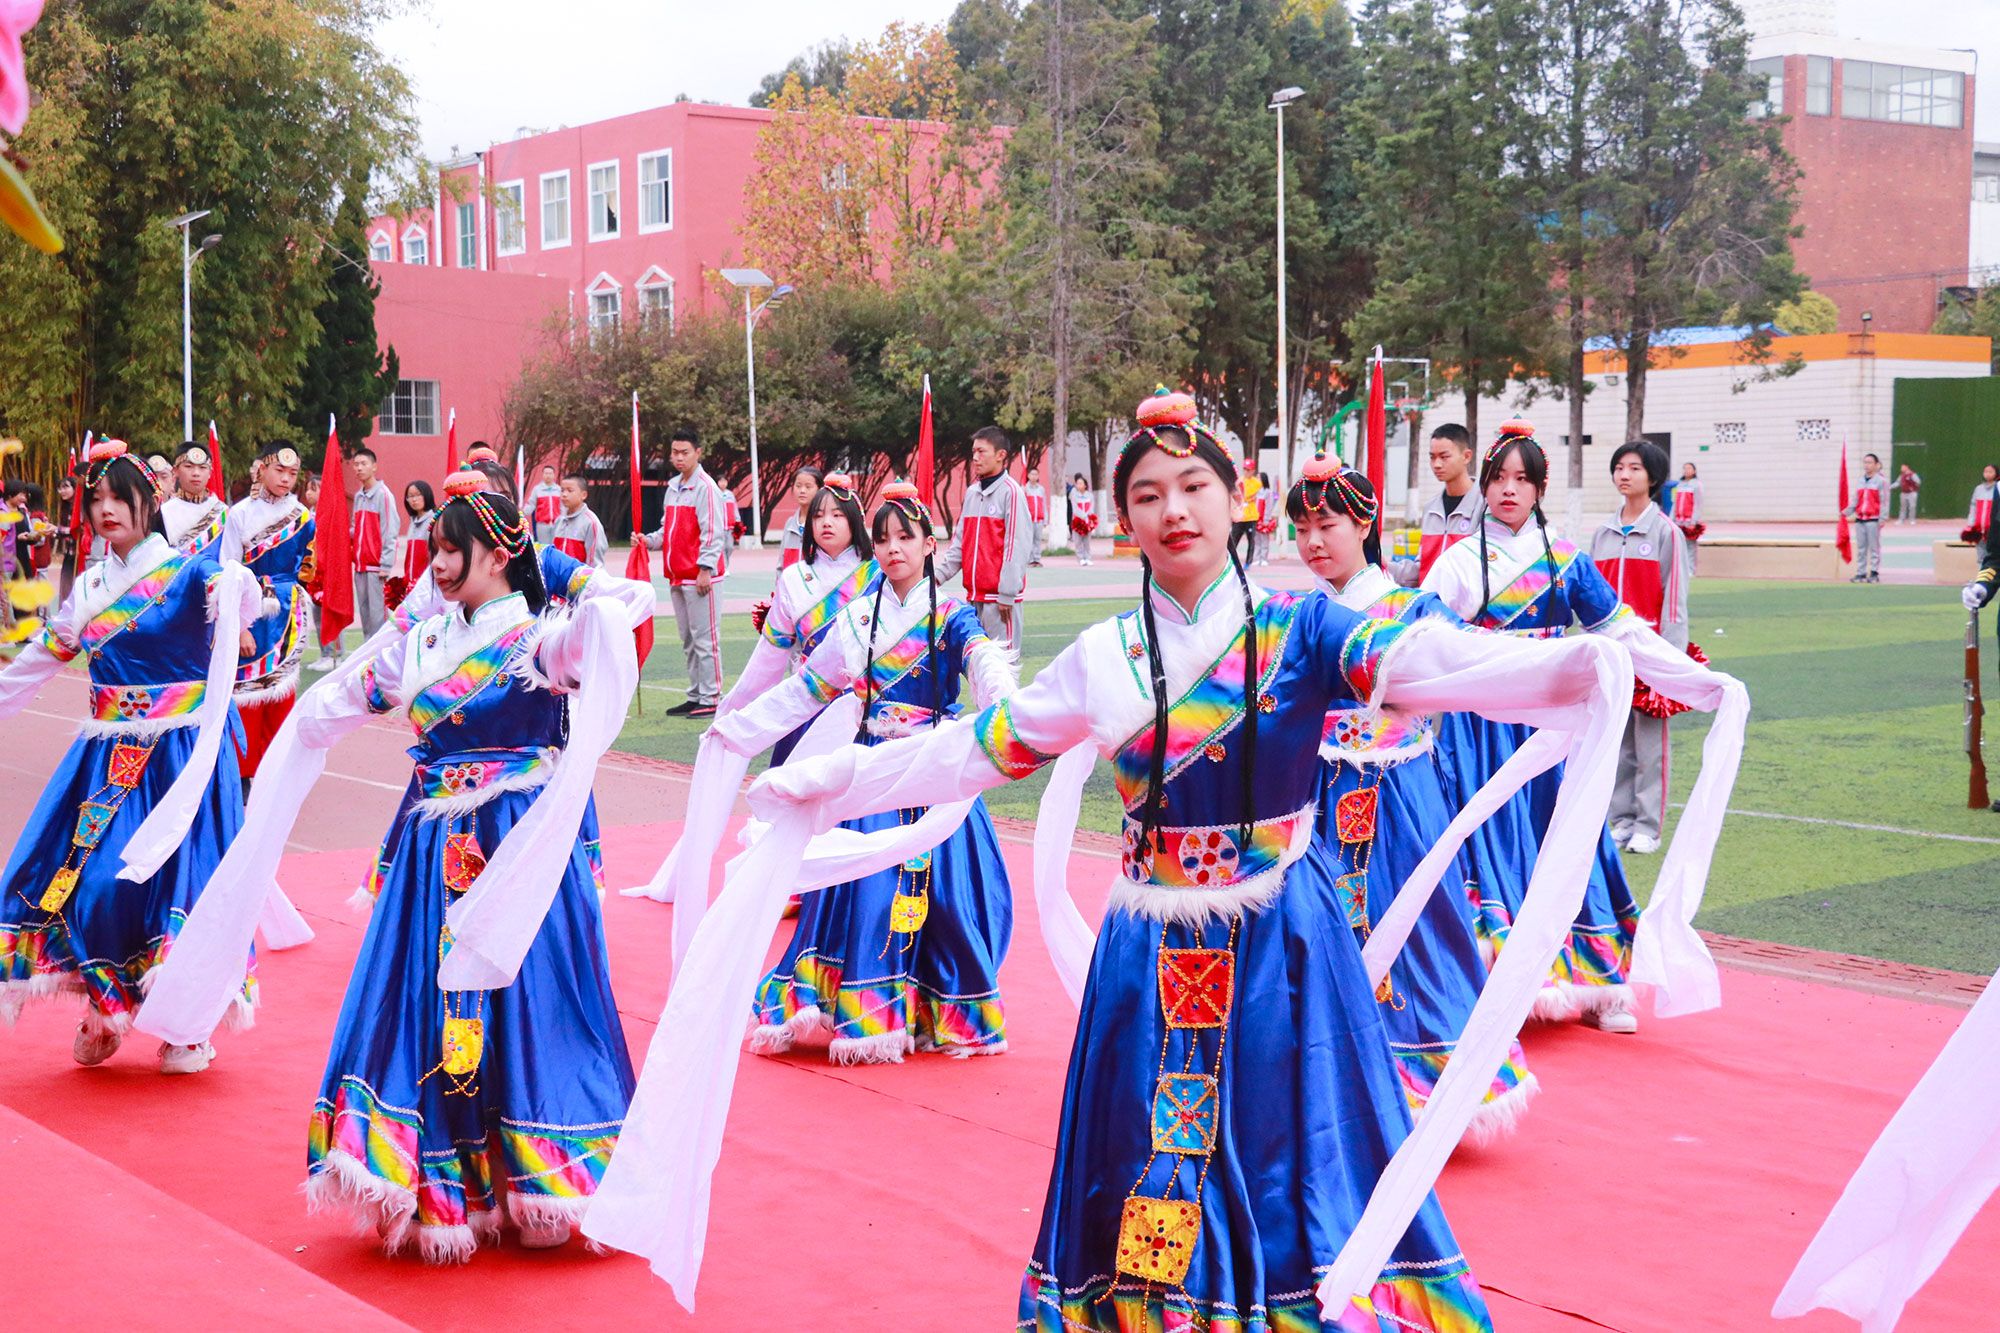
[
  {"xmin": 640, "ymin": 429, "xmax": 729, "ymax": 716},
  {"xmin": 935, "ymin": 425, "xmax": 1031, "ymax": 652}
]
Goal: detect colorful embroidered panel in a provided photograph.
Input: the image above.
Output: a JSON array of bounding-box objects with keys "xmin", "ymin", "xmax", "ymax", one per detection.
[
  {"xmin": 176, "ymin": 506, "xmax": 227, "ymax": 556},
  {"xmin": 1115, "ymin": 1196, "xmax": 1202, "ymax": 1284},
  {"xmin": 1158, "ymin": 948, "xmax": 1234, "ymax": 1029},
  {"xmin": 1321, "ymin": 705, "xmax": 1432, "ymax": 756},
  {"xmin": 107, "ymin": 742, "xmax": 151, "ymax": 788},
  {"xmin": 241, "ymin": 506, "xmax": 310, "ymax": 564},
  {"xmin": 1111, "ymin": 595, "xmax": 1298, "ymax": 811},
  {"xmin": 863, "ymin": 604, "xmax": 976, "ymax": 699},
  {"xmin": 235, "ymin": 587, "xmax": 306, "ymax": 684},
  {"xmin": 1334, "ymin": 788, "xmax": 1378, "ymax": 844},
  {"xmin": 865, "ymin": 700, "xmax": 942, "ymax": 735},
  {"xmin": 1336, "ymin": 616, "xmax": 1413, "ymax": 704},
  {"xmin": 407, "ymin": 622, "xmax": 535, "ymax": 735},
  {"xmin": 1120, "ymin": 808, "xmax": 1307, "ymax": 890},
  {"xmin": 767, "ymin": 559, "xmax": 879, "ymax": 652},
  {"xmin": 77, "ymin": 553, "xmax": 191, "ymax": 656},
  {"xmin": 973, "ymin": 699, "xmax": 1057, "ymax": 780},
  {"xmin": 88, "ymin": 680, "xmax": 206, "ymax": 725},
  {"xmin": 442, "ymin": 831, "xmax": 485, "ymax": 894},
  {"xmin": 416, "ymin": 752, "xmax": 550, "ymax": 802},
  {"xmin": 1150, "ymin": 1073, "xmax": 1219, "ymax": 1155}
]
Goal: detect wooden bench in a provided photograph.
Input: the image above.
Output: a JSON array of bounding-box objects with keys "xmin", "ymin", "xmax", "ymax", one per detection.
[{"xmin": 1697, "ymin": 537, "xmax": 1844, "ymax": 581}]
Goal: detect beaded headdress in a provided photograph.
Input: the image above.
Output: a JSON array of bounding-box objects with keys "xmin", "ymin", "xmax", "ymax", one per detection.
[
  {"xmin": 441, "ymin": 465, "xmax": 530, "ymax": 559},
  {"xmin": 82, "ymin": 438, "xmax": 136, "ymax": 489},
  {"xmin": 1483, "ymin": 418, "xmax": 1540, "ymax": 468},
  {"xmin": 1295, "ymin": 452, "xmax": 1378, "ymax": 523},
  {"xmin": 465, "ymin": 443, "xmax": 498, "ymax": 465},
  {"xmin": 1123, "ymin": 385, "xmax": 1229, "ymax": 464},
  {"xmin": 822, "ymin": 471, "xmax": 859, "ymax": 502},
  {"xmin": 877, "ymin": 478, "xmax": 929, "ymax": 527}
]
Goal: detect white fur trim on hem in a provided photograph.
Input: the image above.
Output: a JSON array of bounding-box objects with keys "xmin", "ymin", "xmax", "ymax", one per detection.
[
  {"xmin": 1528, "ymin": 980, "xmax": 1631, "ymax": 1023},
  {"xmin": 347, "ymin": 884, "xmax": 379, "ymax": 915},
  {"xmin": 1450, "ymin": 1074, "xmax": 1541, "ymax": 1149},
  {"xmin": 232, "ymin": 672, "xmax": 300, "ymax": 707},
  {"xmin": 746, "ymin": 1006, "xmax": 834, "ymax": 1055},
  {"xmin": 827, "ymin": 1030, "xmax": 916, "ymax": 1065},
  {"xmin": 1320, "ymin": 729, "xmax": 1436, "ymax": 767},
  {"xmin": 307, "ymin": 1152, "xmax": 502, "ymax": 1264},
  {"xmin": 75, "ymin": 712, "xmax": 205, "ymax": 739},
  {"xmin": 1106, "ymin": 814, "xmax": 1313, "ymax": 925}
]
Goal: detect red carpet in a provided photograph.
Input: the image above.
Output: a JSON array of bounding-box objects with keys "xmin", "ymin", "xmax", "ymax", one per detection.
[{"xmin": 2, "ymin": 688, "xmax": 1996, "ymax": 1329}]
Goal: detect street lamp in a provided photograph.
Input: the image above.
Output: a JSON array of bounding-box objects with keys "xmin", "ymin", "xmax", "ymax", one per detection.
[
  {"xmin": 720, "ymin": 267, "xmax": 793, "ymax": 543},
  {"xmin": 1268, "ymin": 86, "xmax": 1305, "ymax": 516},
  {"xmin": 166, "ymin": 209, "xmax": 221, "ymax": 441}
]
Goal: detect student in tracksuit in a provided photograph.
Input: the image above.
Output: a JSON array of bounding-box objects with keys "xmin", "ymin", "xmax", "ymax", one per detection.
[
  {"xmin": 348, "ymin": 445, "xmax": 397, "ymax": 641},
  {"xmin": 1590, "ymin": 439, "xmax": 1688, "ymax": 855},
  {"xmin": 549, "ymin": 472, "xmax": 609, "ymax": 566},
  {"xmin": 528, "ymin": 465, "xmax": 565, "ymax": 545},
  {"xmin": 1023, "ymin": 465, "xmax": 1049, "ymax": 566},
  {"xmin": 642, "ymin": 429, "xmax": 729, "ymax": 715},
  {"xmin": 1845, "ymin": 452, "xmax": 1890, "ymax": 583},
  {"xmin": 1392, "ymin": 422, "xmax": 1482, "ymax": 586},
  {"xmin": 934, "ymin": 425, "xmax": 1031, "ymax": 653}
]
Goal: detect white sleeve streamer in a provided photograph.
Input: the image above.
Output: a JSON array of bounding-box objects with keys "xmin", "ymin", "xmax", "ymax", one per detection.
[
  {"xmin": 965, "ymin": 637, "xmax": 1019, "ymax": 709},
  {"xmin": 118, "ymin": 564, "xmax": 259, "ymax": 882},
  {"xmin": 577, "ymin": 565, "xmax": 657, "ymax": 630},
  {"xmin": 439, "ymin": 598, "xmax": 640, "ymax": 991},
  {"xmin": 0, "ymin": 640, "xmax": 64, "ymax": 718},
  {"xmin": 1030, "ymin": 742, "xmax": 1103, "ymax": 1008},
  {"xmin": 255, "ymin": 889, "xmax": 318, "ymax": 952},
  {"xmin": 1318, "ymin": 628, "xmax": 1633, "ymax": 1319},
  {"xmin": 132, "ymin": 640, "xmax": 392, "ymax": 1047},
  {"xmin": 1773, "ymin": 963, "xmax": 2000, "ymax": 1332},
  {"xmin": 717, "ymin": 635, "xmax": 792, "ymax": 717}
]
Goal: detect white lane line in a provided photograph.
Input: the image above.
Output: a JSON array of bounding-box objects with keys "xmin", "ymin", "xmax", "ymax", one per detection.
[{"xmin": 1682, "ymin": 804, "xmax": 2000, "ymax": 846}]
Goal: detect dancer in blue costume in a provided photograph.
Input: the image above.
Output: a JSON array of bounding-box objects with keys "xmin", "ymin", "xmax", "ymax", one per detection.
[
  {"xmin": 1422, "ymin": 420, "xmax": 1747, "ymax": 1033},
  {"xmin": 220, "ymin": 438, "xmax": 314, "ymax": 780},
  {"xmin": 158, "ymin": 438, "xmax": 228, "ymax": 560},
  {"xmin": 0, "ymin": 440, "xmax": 259, "ymax": 1073},
  {"xmin": 713, "ymin": 480, "xmax": 1016, "ymax": 1063},
  {"xmin": 1287, "ymin": 462, "xmax": 1535, "ymax": 1142},
  {"xmin": 591, "ymin": 388, "xmax": 1630, "ymax": 1329}
]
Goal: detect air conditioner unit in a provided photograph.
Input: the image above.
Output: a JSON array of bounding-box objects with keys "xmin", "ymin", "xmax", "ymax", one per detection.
[{"xmin": 1603, "ymin": 374, "xmax": 1621, "ymax": 386}]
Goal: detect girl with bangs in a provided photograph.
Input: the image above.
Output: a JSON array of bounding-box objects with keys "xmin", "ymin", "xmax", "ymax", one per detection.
[{"xmin": 588, "ymin": 390, "xmax": 1644, "ymax": 1333}]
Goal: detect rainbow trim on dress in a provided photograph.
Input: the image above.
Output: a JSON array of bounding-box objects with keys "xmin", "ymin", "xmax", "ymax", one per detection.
[
  {"xmin": 88, "ymin": 680, "xmax": 206, "ymax": 725},
  {"xmin": 1337, "ymin": 616, "xmax": 1413, "ymax": 704},
  {"xmin": 415, "ymin": 751, "xmax": 551, "ymax": 802},
  {"xmin": 1111, "ymin": 596, "xmax": 1298, "ymax": 810},
  {"xmin": 1119, "ymin": 807, "xmax": 1308, "ymax": 889},
  {"xmin": 1469, "ymin": 537, "xmax": 1627, "ymax": 633},
  {"xmin": 407, "ymin": 622, "xmax": 535, "ymax": 735},
  {"xmin": 768, "ymin": 559, "xmax": 879, "ymax": 652},
  {"xmin": 974, "ymin": 699, "xmax": 1057, "ymax": 780},
  {"xmin": 865, "ymin": 604, "xmax": 978, "ymax": 698},
  {"xmin": 798, "ymin": 665, "xmax": 842, "ymax": 705},
  {"xmin": 753, "ymin": 949, "xmax": 1008, "ymax": 1052},
  {"xmin": 241, "ymin": 506, "xmax": 310, "ymax": 563},
  {"xmin": 1393, "ymin": 1038, "xmax": 1533, "ymax": 1113},
  {"xmin": 76, "ymin": 553, "xmax": 191, "ymax": 656},
  {"xmin": 1018, "ymin": 1259, "xmax": 1490, "ymax": 1333},
  {"xmin": 1321, "ymin": 705, "xmax": 1432, "ymax": 756}
]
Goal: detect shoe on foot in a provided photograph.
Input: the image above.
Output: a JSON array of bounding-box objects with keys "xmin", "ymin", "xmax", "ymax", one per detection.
[
  {"xmin": 1625, "ymin": 832, "xmax": 1660, "ymax": 855},
  {"xmin": 158, "ymin": 1041, "xmax": 215, "ymax": 1075},
  {"xmin": 686, "ymin": 703, "xmax": 717, "ymax": 718},
  {"xmin": 1586, "ymin": 999, "xmax": 1639, "ymax": 1034},
  {"xmin": 517, "ymin": 1217, "xmax": 573, "ymax": 1250},
  {"xmin": 309, "ymin": 655, "xmax": 340, "ymax": 672},
  {"xmin": 665, "ymin": 699, "xmax": 699, "ymax": 716},
  {"xmin": 72, "ymin": 1019, "xmax": 123, "ymax": 1067}
]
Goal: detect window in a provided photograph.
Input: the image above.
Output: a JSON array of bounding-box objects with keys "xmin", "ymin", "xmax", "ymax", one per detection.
[
  {"xmin": 539, "ymin": 170, "xmax": 570, "ymax": 248},
  {"xmin": 494, "ymin": 181, "xmax": 526, "ymax": 255},
  {"xmin": 1748, "ymin": 57, "xmax": 1784, "ymax": 118},
  {"xmin": 637, "ymin": 267, "xmax": 674, "ymax": 328},
  {"xmin": 1977, "ymin": 175, "xmax": 2000, "ymax": 205},
  {"xmin": 1841, "ymin": 60, "xmax": 1964, "ymax": 128},
  {"xmin": 455, "ymin": 202, "xmax": 477, "ymax": 267},
  {"xmin": 401, "ymin": 225, "xmax": 428, "ymax": 267},
  {"xmin": 588, "ymin": 161, "xmax": 619, "ymax": 240},
  {"xmin": 377, "ymin": 380, "xmax": 440, "ymax": 435},
  {"xmin": 369, "ymin": 231, "xmax": 392, "ymax": 263},
  {"xmin": 1796, "ymin": 418, "xmax": 1832, "ymax": 442},
  {"xmin": 586, "ymin": 275, "xmax": 621, "ymax": 335},
  {"xmin": 1806, "ymin": 55, "xmax": 1832, "ymax": 116},
  {"xmin": 1715, "ymin": 422, "xmax": 1747, "ymax": 446},
  {"xmin": 639, "ymin": 150, "xmax": 672, "ymax": 231}
]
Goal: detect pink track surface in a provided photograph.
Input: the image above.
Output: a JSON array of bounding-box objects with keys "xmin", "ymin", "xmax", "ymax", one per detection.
[{"xmin": 2, "ymin": 680, "xmax": 1996, "ymax": 1330}]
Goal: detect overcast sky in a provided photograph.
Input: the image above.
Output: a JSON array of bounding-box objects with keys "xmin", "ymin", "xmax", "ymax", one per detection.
[{"xmin": 376, "ymin": 0, "xmax": 2000, "ymax": 161}]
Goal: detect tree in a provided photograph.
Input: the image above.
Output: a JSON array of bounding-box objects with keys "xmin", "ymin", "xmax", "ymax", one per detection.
[
  {"xmin": 748, "ymin": 39, "xmax": 853, "ymax": 108},
  {"xmin": 1777, "ymin": 289, "xmax": 1838, "ymax": 335},
  {"xmin": 1592, "ymin": 0, "xmax": 1801, "ymax": 441},
  {"xmin": 0, "ymin": 0, "xmax": 416, "ymax": 480},
  {"xmin": 291, "ymin": 169, "xmax": 398, "ymax": 453}
]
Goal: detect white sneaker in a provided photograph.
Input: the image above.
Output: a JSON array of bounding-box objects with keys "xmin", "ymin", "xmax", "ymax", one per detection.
[
  {"xmin": 1626, "ymin": 833, "xmax": 1660, "ymax": 855},
  {"xmin": 1586, "ymin": 999, "xmax": 1639, "ymax": 1034},
  {"xmin": 73, "ymin": 1019, "xmax": 123, "ymax": 1066},
  {"xmin": 517, "ymin": 1216, "xmax": 572, "ymax": 1249},
  {"xmin": 1610, "ymin": 822, "xmax": 1633, "ymax": 849},
  {"xmin": 158, "ymin": 1041, "xmax": 215, "ymax": 1075},
  {"xmin": 308, "ymin": 655, "xmax": 340, "ymax": 673}
]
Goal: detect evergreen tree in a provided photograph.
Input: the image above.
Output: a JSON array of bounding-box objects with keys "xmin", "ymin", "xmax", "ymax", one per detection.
[{"xmin": 292, "ymin": 171, "xmax": 397, "ymax": 457}]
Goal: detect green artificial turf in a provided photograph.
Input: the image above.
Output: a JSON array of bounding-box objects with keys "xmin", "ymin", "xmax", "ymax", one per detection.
[{"xmin": 612, "ymin": 577, "xmax": 2000, "ymax": 975}]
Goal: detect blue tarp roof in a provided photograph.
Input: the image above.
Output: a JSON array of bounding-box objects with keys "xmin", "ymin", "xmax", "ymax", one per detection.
[{"xmin": 1582, "ymin": 324, "xmax": 1781, "ymax": 352}]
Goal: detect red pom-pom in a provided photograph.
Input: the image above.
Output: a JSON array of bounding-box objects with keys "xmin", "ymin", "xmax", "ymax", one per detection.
[
  {"xmin": 1495, "ymin": 418, "xmax": 1536, "ymax": 440},
  {"xmin": 87, "ymin": 438, "xmax": 131, "ymax": 464},
  {"xmin": 441, "ymin": 466, "xmax": 486, "ymax": 499},
  {"xmin": 1963, "ymin": 525, "xmax": 1986, "ymax": 545},
  {"xmin": 1300, "ymin": 453, "xmax": 1340, "ymax": 483},
  {"xmin": 1135, "ymin": 386, "xmax": 1197, "ymax": 428},
  {"xmin": 748, "ymin": 597, "xmax": 772, "ymax": 634},
  {"xmin": 881, "ymin": 479, "xmax": 920, "ymax": 504},
  {"xmin": 1632, "ymin": 642, "xmax": 1710, "ymax": 719}
]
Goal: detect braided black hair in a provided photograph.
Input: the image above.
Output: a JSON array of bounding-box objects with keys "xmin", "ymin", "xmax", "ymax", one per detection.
[
  {"xmin": 1284, "ymin": 469, "xmax": 1383, "ymax": 568},
  {"xmin": 862, "ymin": 499, "xmax": 943, "ymax": 733},
  {"xmin": 1473, "ymin": 435, "xmax": 1557, "ymax": 624}
]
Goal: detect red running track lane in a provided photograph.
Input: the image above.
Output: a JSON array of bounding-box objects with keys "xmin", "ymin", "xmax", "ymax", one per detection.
[{"xmin": 3, "ymin": 678, "xmax": 1998, "ymax": 1329}]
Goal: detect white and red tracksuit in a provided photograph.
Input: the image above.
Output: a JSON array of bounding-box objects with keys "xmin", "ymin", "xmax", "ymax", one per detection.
[
  {"xmin": 1591, "ymin": 501, "xmax": 1688, "ymax": 842},
  {"xmin": 935, "ymin": 470, "xmax": 1031, "ymax": 649},
  {"xmin": 550, "ymin": 504, "xmax": 608, "ymax": 566},
  {"xmin": 1394, "ymin": 487, "xmax": 1482, "ymax": 586},
  {"xmin": 528, "ymin": 482, "xmax": 564, "ymax": 543},
  {"xmin": 349, "ymin": 480, "xmax": 395, "ymax": 639},
  {"xmin": 644, "ymin": 467, "xmax": 729, "ymax": 705},
  {"xmin": 1024, "ymin": 481, "xmax": 1049, "ymax": 563}
]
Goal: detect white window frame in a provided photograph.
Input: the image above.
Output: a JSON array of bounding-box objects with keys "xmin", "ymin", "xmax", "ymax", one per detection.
[
  {"xmin": 369, "ymin": 229, "xmax": 393, "ymax": 263},
  {"xmin": 455, "ymin": 202, "xmax": 477, "ymax": 268},
  {"xmin": 586, "ymin": 273, "xmax": 622, "ymax": 335},
  {"xmin": 539, "ymin": 169, "xmax": 571, "ymax": 249},
  {"xmin": 377, "ymin": 379, "xmax": 440, "ymax": 436},
  {"xmin": 494, "ymin": 179, "xmax": 526, "ymax": 257},
  {"xmin": 638, "ymin": 149, "xmax": 673, "ymax": 233},
  {"xmin": 636, "ymin": 265, "xmax": 675, "ymax": 329},
  {"xmin": 401, "ymin": 223, "xmax": 429, "ymax": 267},
  {"xmin": 588, "ymin": 159, "xmax": 621, "ymax": 241}
]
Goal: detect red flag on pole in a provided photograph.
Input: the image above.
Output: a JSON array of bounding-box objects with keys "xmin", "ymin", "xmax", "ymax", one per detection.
[
  {"xmin": 71, "ymin": 432, "xmax": 91, "ymax": 564},
  {"xmin": 1835, "ymin": 443, "xmax": 1854, "ymax": 565},
  {"xmin": 1365, "ymin": 348, "xmax": 1387, "ymax": 537},
  {"xmin": 445, "ymin": 407, "xmax": 459, "ymax": 474},
  {"xmin": 206, "ymin": 420, "xmax": 226, "ymax": 500},
  {"xmin": 621, "ymin": 391, "xmax": 655, "ymax": 668},
  {"xmin": 316, "ymin": 414, "xmax": 355, "ymax": 648},
  {"xmin": 914, "ymin": 373, "xmax": 935, "ymax": 505}
]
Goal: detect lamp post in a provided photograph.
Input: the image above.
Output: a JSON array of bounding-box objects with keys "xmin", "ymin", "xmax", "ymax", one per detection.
[
  {"xmin": 166, "ymin": 210, "xmax": 221, "ymax": 441},
  {"xmin": 1268, "ymin": 86, "xmax": 1305, "ymax": 514},
  {"xmin": 720, "ymin": 268, "xmax": 794, "ymax": 543}
]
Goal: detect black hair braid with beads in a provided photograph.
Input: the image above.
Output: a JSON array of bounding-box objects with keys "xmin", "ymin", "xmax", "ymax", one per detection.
[
  {"xmin": 1231, "ymin": 549, "xmax": 1258, "ymax": 853},
  {"xmin": 1472, "ymin": 435, "xmax": 1560, "ymax": 624},
  {"xmin": 926, "ymin": 552, "xmax": 942, "ymax": 726},
  {"xmin": 861, "ymin": 580, "xmax": 886, "ymax": 736}
]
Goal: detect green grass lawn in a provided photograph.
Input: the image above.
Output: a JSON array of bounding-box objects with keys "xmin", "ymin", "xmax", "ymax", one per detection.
[{"xmin": 614, "ymin": 578, "xmax": 2000, "ymax": 976}]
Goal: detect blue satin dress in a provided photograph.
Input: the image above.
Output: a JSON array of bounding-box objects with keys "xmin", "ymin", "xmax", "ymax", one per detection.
[
  {"xmin": 0, "ymin": 548, "xmax": 251, "ymax": 1031},
  {"xmin": 231, "ymin": 499, "xmax": 314, "ymax": 777},
  {"xmin": 1009, "ymin": 591, "xmax": 1490, "ymax": 1333},
  {"xmin": 753, "ymin": 596, "xmax": 1014, "ymax": 1059},
  {"xmin": 308, "ymin": 594, "xmax": 634, "ymax": 1259},
  {"xmin": 1312, "ymin": 585, "xmax": 1532, "ymax": 1133},
  {"xmin": 1434, "ymin": 539, "xmax": 1641, "ymax": 1009}
]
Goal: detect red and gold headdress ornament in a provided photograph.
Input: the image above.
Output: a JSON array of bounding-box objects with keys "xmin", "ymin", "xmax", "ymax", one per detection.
[
  {"xmin": 441, "ymin": 465, "xmax": 530, "ymax": 558},
  {"xmin": 1124, "ymin": 385, "xmax": 1228, "ymax": 464},
  {"xmin": 878, "ymin": 477, "xmax": 929, "ymax": 526},
  {"xmin": 465, "ymin": 443, "xmax": 498, "ymax": 465},
  {"xmin": 822, "ymin": 471, "xmax": 859, "ymax": 502},
  {"xmin": 1295, "ymin": 450, "xmax": 1378, "ymax": 522},
  {"xmin": 1483, "ymin": 418, "xmax": 1540, "ymax": 468},
  {"xmin": 82, "ymin": 438, "xmax": 137, "ymax": 489}
]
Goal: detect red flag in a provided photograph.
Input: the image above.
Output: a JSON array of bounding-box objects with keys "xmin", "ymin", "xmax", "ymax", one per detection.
[
  {"xmin": 206, "ymin": 420, "xmax": 226, "ymax": 500},
  {"xmin": 446, "ymin": 408, "xmax": 459, "ymax": 474},
  {"xmin": 622, "ymin": 392, "xmax": 654, "ymax": 667},
  {"xmin": 1365, "ymin": 350, "xmax": 1387, "ymax": 548},
  {"xmin": 316, "ymin": 414, "xmax": 355, "ymax": 648},
  {"xmin": 70, "ymin": 436, "xmax": 90, "ymax": 564},
  {"xmin": 1835, "ymin": 444, "xmax": 1853, "ymax": 564},
  {"xmin": 915, "ymin": 373, "xmax": 935, "ymax": 506}
]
